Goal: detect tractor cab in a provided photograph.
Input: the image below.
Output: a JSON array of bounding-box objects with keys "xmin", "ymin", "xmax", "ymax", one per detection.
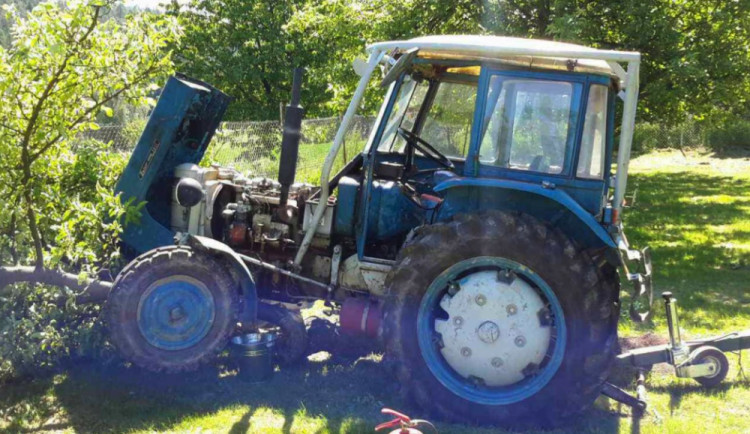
[{"xmin": 331, "ymin": 36, "xmax": 621, "ymax": 262}]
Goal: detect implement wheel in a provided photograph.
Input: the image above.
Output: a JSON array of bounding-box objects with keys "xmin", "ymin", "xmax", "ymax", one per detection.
[
  {"xmin": 107, "ymin": 246, "xmax": 239, "ymax": 372},
  {"xmin": 692, "ymin": 346, "xmax": 729, "ymax": 388},
  {"xmin": 383, "ymin": 211, "xmax": 620, "ymax": 427}
]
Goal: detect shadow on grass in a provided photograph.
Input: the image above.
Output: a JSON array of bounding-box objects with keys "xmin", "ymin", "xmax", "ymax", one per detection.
[
  {"xmin": 624, "ymin": 171, "xmax": 750, "ymax": 327},
  {"xmin": 0, "ymin": 356, "xmax": 631, "ymax": 434},
  {"xmin": 706, "ymin": 147, "xmax": 750, "ymax": 160},
  {"xmin": 54, "ymin": 356, "xmax": 390, "ymax": 433},
  {"xmin": 646, "ymin": 381, "xmax": 740, "ymax": 418}
]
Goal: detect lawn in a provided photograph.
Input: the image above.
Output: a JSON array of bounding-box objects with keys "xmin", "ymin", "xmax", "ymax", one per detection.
[{"xmin": 1, "ymin": 149, "xmax": 749, "ymax": 433}]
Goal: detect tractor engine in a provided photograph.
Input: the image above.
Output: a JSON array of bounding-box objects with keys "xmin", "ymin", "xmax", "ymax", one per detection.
[{"xmin": 170, "ymin": 163, "xmax": 318, "ymax": 255}]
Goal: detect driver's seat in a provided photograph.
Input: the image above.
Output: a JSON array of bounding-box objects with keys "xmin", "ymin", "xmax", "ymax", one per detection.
[{"xmin": 433, "ymin": 170, "xmax": 458, "ymax": 185}]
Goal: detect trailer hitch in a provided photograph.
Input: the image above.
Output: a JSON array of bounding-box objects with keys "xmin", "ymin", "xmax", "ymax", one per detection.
[
  {"xmin": 604, "ymin": 291, "xmax": 749, "ymax": 415},
  {"xmin": 601, "ymin": 375, "xmax": 648, "ymax": 416}
]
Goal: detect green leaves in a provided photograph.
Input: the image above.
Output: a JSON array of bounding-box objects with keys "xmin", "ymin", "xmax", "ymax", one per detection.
[
  {"xmin": 171, "ymin": 0, "xmax": 750, "ymax": 126},
  {"xmin": 0, "ymin": 0, "xmax": 181, "ymax": 267},
  {"xmin": 544, "ymin": 0, "xmax": 750, "ymax": 125},
  {"xmin": 0, "ymin": 0, "xmax": 180, "ymax": 382}
]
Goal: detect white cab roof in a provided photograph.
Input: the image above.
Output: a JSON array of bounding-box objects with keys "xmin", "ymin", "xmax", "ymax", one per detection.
[{"xmin": 368, "ymin": 35, "xmax": 640, "ymax": 79}]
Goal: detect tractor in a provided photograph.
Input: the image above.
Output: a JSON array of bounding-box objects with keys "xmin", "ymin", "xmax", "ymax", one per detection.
[{"xmin": 109, "ymin": 35, "xmax": 654, "ymax": 427}]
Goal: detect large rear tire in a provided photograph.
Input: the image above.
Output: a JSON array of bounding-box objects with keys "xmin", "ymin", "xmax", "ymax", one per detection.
[
  {"xmin": 106, "ymin": 246, "xmax": 239, "ymax": 372},
  {"xmin": 383, "ymin": 211, "xmax": 619, "ymax": 427}
]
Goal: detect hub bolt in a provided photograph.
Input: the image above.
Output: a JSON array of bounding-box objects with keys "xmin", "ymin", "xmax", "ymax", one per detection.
[
  {"xmin": 169, "ymin": 306, "xmax": 184, "ymax": 322},
  {"xmin": 475, "ymin": 294, "xmax": 487, "ymax": 306},
  {"xmin": 461, "ymin": 347, "xmax": 472, "ymax": 357},
  {"xmin": 491, "ymin": 357, "xmax": 504, "ymax": 368},
  {"xmin": 453, "ymin": 316, "xmax": 464, "ymax": 326},
  {"xmin": 506, "ymin": 304, "xmax": 517, "ymax": 316},
  {"xmin": 515, "ymin": 336, "xmax": 527, "ymax": 348}
]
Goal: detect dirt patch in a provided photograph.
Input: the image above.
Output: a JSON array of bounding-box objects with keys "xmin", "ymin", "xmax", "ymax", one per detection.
[
  {"xmin": 619, "ymin": 332, "xmax": 669, "ymax": 352},
  {"xmin": 610, "ymin": 333, "xmax": 673, "ymax": 386}
]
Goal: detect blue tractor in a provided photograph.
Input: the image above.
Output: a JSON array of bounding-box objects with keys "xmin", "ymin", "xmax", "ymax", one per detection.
[{"xmin": 108, "ymin": 36, "xmax": 654, "ymax": 426}]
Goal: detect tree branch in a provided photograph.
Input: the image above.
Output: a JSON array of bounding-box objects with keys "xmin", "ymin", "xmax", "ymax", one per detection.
[
  {"xmin": 23, "ymin": 189, "xmax": 44, "ymax": 269},
  {"xmin": 0, "ymin": 265, "xmax": 112, "ymax": 304},
  {"xmin": 19, "ymin": 5, "xmax": 102, "ymax": 166},
  {"xmin": 30, "ymin": 63, "xmax": 162, "ymax": 160}
]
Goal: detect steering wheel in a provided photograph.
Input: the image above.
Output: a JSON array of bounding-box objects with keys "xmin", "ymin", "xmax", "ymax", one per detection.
[{"xmin": 397, "ymin": 127, "xmax": 455, "ymax": 170}]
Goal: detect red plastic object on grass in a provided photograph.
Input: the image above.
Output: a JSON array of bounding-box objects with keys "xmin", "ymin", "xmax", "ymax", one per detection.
[{"xmin": 375, "ymin": 408, "xmax": 437, "ymax": 434}]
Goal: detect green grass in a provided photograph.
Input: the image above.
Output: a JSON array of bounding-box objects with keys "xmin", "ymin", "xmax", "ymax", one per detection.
[{"xmin": 2, "ymin": 149, "xmax": 750, "ymax": 433}]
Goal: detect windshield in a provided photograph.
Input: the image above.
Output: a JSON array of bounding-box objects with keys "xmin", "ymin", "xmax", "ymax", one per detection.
[
  {"xmin": 377, "ymin": 75, "xmax": 476, "ymax": 159},
  {"xmin": 479, "ymin": 76, "xmax": 579, "ymax": 174}
]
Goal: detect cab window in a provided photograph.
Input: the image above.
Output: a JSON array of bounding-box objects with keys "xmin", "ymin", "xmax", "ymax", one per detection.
[
  {"xmin": 479, "ymin": 76, "xmax": 578, "ymax": 175},
  {"xmin": 377, "ymin": 76, "xmax": 476, "ymax": 159},
  {"xmin": 576, "ymin": 84, "xmax": 608, "ymax": 179}
]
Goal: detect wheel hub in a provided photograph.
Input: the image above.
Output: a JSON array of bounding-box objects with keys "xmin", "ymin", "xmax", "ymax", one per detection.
[
  {"xmin": 477, "ymin": 321, "xmax": 500, "ymax": 344},
  {"xmin": 137, "ymin": 276, "xmax": 216, "ymax": 351},
  {"xmin": 434, "ymin": 269, "xmax": 552, "ymax": 387}
]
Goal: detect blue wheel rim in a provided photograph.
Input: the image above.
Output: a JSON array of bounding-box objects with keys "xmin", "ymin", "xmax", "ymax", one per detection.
[
  {"xmin": 137, "ymin": 276, "xmax": 215, "ymax": 351},
  {"xmin": 416, "ymin": 256, "xmax": 567, "ymax": 405}
]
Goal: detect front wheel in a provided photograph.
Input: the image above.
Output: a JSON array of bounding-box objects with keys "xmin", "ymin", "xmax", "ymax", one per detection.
[
  {"xmin": 106, "ymin": 246, "xmax": 240, "ymax": 372},
  {"xmin": 384, "ymin": 211, "xmax": 619, "ymax": 427}
]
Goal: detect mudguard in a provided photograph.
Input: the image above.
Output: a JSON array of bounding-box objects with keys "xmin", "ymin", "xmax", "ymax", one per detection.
[
  {"xmin": 181, "ymin": 234, "xmax": 257, "ymax": 324},
  {"xmin": 434, "ymin": 177, "xmax": 617, "ymax": 250}
]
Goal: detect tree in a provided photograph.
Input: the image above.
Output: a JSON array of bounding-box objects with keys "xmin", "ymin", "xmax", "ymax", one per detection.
[
  {"xmin": 0, "ymin": 0, "xmax": 181, "ymax": 382},
  {"xmin": 165, "ymin": 0, "xmax": 315, "ymax": 121},
  {"xmin": 0, "ymin": 0, "xmax": 40, "ymax": 47},
  {"xmin": 0, "ymin": 0, "xmax": 180, "ymax": 271},
  {"xmin": 547, "ymin": 0, "xmax": 750, "ymax": 124},
  {"xmin": 285, "ymin": 0, "xmax": 485, "ymax": 117}
]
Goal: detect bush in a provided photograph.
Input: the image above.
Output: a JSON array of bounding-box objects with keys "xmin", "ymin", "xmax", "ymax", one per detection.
[
  {"xmin": 631, "ymin": 123, "xmax": 665, "ymax": 154},
  {"xmin": 0, "ymin": 141, "xmax": 135, "ymax": 383},
  {"xmin": 707, "ymin": 118, "xmax": 750, "ymax": 150}
]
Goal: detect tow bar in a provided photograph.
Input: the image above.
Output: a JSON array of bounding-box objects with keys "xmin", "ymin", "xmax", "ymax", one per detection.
[{"xmin": 602, "ymin": 291, "xmax": 750, "ymax": 414}]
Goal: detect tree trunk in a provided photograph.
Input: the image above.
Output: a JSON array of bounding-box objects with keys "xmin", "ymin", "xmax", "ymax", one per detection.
[{"xmin": 0, "ymin": 266, "xmax": 112, "ymax": 303}]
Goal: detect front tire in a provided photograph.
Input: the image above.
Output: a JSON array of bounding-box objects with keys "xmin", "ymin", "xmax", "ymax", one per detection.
[
  {"xmin": 106, "ymin": 246, "xmax": 240, "ymax": 372},
  {"xmin": 384, "ymin": 211, "xmax": 619, "ymax": 427}
]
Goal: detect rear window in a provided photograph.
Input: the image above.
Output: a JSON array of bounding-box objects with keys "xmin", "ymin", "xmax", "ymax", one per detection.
[{"xmin": 479, "ymin": 77, "xmax": 579, "ymax": 175}]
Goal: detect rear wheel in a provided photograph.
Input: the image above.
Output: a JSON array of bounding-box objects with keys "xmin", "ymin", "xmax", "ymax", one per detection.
[
  {"xmin": 107, "ymin": 246, "xmax": 240, "ymax": 372},
  {"xmin": 384, "ymin": 211, "xmax": 619, "ymax": 427}
]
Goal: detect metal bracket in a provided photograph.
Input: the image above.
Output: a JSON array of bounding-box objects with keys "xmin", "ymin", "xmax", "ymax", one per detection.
[
  {"xmin": 676, "ymin": 361, "xmax": 717, "ymax": 379},
  {"xmin": 627, "ymin": 246, "xmax": 654, "ymax": 322},
  {"xmin": 601, "ymin": 382, "xmax": 647, "ymax": 415},
  {"xmin": 330, "ymin": 245, "xmax": 342, "ymax": 287}
]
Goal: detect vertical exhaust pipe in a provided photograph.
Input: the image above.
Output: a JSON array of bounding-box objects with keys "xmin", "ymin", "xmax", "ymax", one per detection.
[{"xmin": 278, "ymin": 68, "xmax": 304, "ymax": 208}]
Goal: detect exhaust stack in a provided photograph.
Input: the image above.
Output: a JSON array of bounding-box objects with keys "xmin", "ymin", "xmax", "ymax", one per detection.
[{"xmin": 278, "ymin": 67, "xmax": 304, "ymax": 208}]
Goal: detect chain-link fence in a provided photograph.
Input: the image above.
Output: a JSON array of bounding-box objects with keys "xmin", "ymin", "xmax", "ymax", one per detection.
[
  {"xmin": 76, "ymin": 115, "xmax": 746, "ymax": 181},
  {"xmin": 206, "ymin": 115, "xmax": 376, "ymax": 181},
  {"xmin": 77, "ymin": 120, "xmax": 147, "ymax": 152},
  {"xmin": 632, "ymin": 121, "xmax": 710, "ymax": 154},
  {"xmin": 78, "ymin": 115, "xmax": 376, "ymax": 182}
]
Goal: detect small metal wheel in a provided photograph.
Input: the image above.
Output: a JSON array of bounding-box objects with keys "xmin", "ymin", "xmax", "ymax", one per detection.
[{"xmin": 691, "ymin": 346, "xmax": 729, "ymax": 388}]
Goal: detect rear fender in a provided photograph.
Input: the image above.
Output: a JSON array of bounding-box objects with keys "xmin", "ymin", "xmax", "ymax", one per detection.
[
  {"xmin": 434, "ymin": 178, "xmax": 617, "ymax": 253},
  {"xmin": 182, "ymin": 235, "xmax": 257, "ymax": 324}
]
